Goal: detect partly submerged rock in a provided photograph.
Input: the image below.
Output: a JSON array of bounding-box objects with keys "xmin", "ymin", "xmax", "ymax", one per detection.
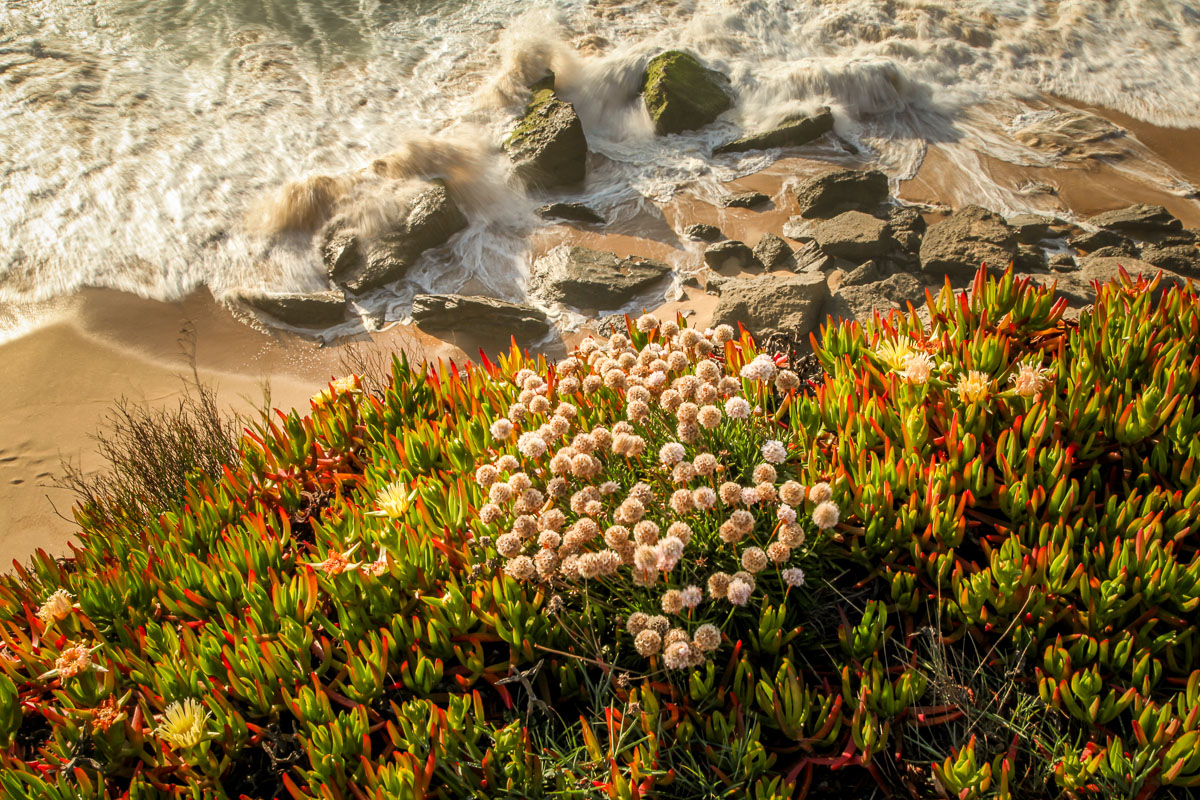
[
  {"xmin": 794, "ymin": 169, "xmax": 889, "ymax": 219},
  {"xmin": 531, "ymin": 245, "xmax": 670, "ymax": 309},
  {"xmin": 537, "ymin": 202, "xmax": 605, "ymax": 225},
  {"xmin": 504, "ymin": 86, "xmax": 588, "ymax": 189},
  {"xmin": 711, "ymin": 273, "xmax": 829, "ymax": 338},
  {"xmin": 642, "ymin": 51, "xmax": 733, "ymax": 135},
  {"xmin": 704, "ymin": 240, "xmax": 760, "ymax": 273},
  {"xmin": 1011, "ymin": 110, "xmax": 1127, "ymax": 162},
  {"xmin": 813, "ymin": 210, "xmax": 892, "ymax": 260},
  {"xmin": 1086, "ymin": 203, "xmax": 1182, "ymax": 233},
  {"xmin": 753, "ymin": 233, "xmax": 793, "ymax": 270},
  {"xmin": 239, "ymin": 289, "xmax": 347, "ymax": 327},
  {"xmin": 782, "ymin": 216, "xmax": 817, "ymax": 242},
  {"xmin": 713, "ymin": 108, "xmax": 834, "ymax": 155},
  {"xmin": 324, "ymin": 181, "xmax": 468, "ymax": 293},
  {"xmin": 919, "ymin": 205, "xmax": 1017, "ymax": 277},
  {"xmin": 412, "ymin": 294, "xmax": 550, "ymax": 342},
  {"xmin": 683, "ymin": 223, "xmax": 723, "ymax": 242},
  {"xmin": 720, "ymin": 191, "xmax": 770, "ymax": 209}
]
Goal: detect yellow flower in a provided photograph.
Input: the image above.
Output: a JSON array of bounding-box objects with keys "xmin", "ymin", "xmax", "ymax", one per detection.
[
  {"xmin": 311, "ymin": 375, "xmax": 361, "ymax": 406},
  {"xmin": 956, "ymin": 371, "xmax": 991, "ymax": 404},
  {"xmin": 875, "ymin": 336, "xmax": 917, "ymax": 371},
  {"xmin": 157, "ymin": 699, "xmax": 211, "ymax": 750},
  {"xmin": 368, "ymin": 480, "xmax": 415, "ymax": 519},
  {"xmin": 37, "ymin": 589, "xmax": 73, "ymax": 628}
]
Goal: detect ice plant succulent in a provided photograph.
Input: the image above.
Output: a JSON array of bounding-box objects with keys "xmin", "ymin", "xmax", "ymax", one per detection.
[{"xmin": 0, "ymin": 264, "xmax": 1195, "ymax": 800}]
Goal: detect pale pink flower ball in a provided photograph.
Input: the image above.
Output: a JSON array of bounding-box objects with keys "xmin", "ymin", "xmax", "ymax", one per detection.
[
  {"xmin": 504, "ymin": 555, "xmax": 536, "ymax": 581},
  {"xmin": 697, "ymin": 405, "xmax": 723, "ymax": 429},
  {"xmin": 490, "ymin": 419, "xmax": 514, "ymax": 440},
  {"xmin": 635, "ymin": 629, "xmax": 662, "ymax": 656},
  {"xmin": 680, "ymin": 585, "xmax": 703, "ymax": 608},
  {"xmin": 693, "ymin": 624, "xmax": 721, "ymax": 652},
  {"xmin": 724, "ymin": 397, "xmax": 750, "ymax": 420},
  {"xmin": 741, "ymin": 547, "xmax": 768, "ymax": 573},
  {"xmin": 659, "ymin": 442, "xmax": 686, "ymax": 465},
  {"xmin": 812, "ymin": 501, "xmax": 840, "ymax": 530},
  {"xmin": 782, "ymin": 567, "xmax": 806, "ymax": 588},
  {"xmin": 662, "ymin": 641, "xmax": 693, "ymax": 669},
  {"xmin": 808, "ymin": 482, "xmax": 833, "ymax": 504},
  {"xmin": 726, "ymin": 578, "xmax": 752, "ymax": 606},
  {"xmin": 761, "ymin": 440, "xmax": 787, "ymax": 464},
  {"xmin": 707, "ymin": 572, "xmax": 732, "ymax": 599},
  {"xmin": 692, "ymin": 487, "xmax": 717, "ymax": 510}
]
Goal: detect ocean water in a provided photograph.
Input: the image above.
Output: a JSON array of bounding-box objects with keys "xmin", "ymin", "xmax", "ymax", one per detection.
[{"xmin": 2, "ymin": 0, "xmax": 1199, "ymax": 339}]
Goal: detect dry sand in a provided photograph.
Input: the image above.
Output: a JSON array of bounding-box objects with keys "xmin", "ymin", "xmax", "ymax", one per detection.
[{"xmin": 5, "ymin": 100, "xmax": 1200, "ymax": 568}]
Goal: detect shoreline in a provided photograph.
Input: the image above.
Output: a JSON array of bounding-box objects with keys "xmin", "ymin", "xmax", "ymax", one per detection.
[{"xmin": 4, "ymin": 100, "xmax": 1200, "ymax": 567}]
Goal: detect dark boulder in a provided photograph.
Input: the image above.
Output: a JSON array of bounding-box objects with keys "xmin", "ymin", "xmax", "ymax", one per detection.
[
  {"xmin": 324, "ymin": 181, "xmax": 467, "ymax": 293},
  {"xmin": 714, "ymin": 107, "xmax": 834, "ymax": 155},
  {"xmin": 720, "ymin": 191, "xmax": 770, "ymax": 209},
  {"xmin": 240, "ymin": 289, "xmax": 347, "ymax": 327},
  {"xmin": 794, "ymin": 169, "xmax": 889, "ymax": 218},
  {"xmin": 537, "ymin": 202, "xmax": 605, "ymax": 225},
  {"xmin": 1069, "ymin": 228, "xmax": 1132, "ymax": 254},
  {"xmin": 710, "ymin": 273, "xmax": 829, "ymax": 338},
  {"xmin": 919, "ymin": 205, "xmax": 1017, "ymax": 277},
  {"xmin": 683, "ymin": 223, "xmax": 723, "ymax": 242},
  {"xmin": 813, "ymin": 210, "xmax": 892, "ymax": 260},
  {"xmin": 703, "ymin": 240, "xmax": 760, "ymax": 273},
  {"xmin": 530, "ymin": 246, "xmax": 671, "ymax": 309},
  {"xmin": 753, "ymin": 233, "xmax": 793, "ymax": 270},
  {"xmin": 412, "ymin": 294, "xmax": 551, "ymax": 342},
  {"xmin": 886, "ymin": 206, "xmax": 926, "ymax": 252},
  {"xmin": 1007, "ymin": 213, "xmax": 1053, "ymax": 244},
  {"xmin": 826, "ymin": 272, "xmax": 926, "ymax": 322},
  {"xmin": 1086, "ymin": 204, "xmax": 1182, "ymax": 233}
]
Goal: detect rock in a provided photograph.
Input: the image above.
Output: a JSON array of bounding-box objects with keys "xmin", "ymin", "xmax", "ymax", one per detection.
[
  {"xmin": 721, "ymin": 191, "xmax": 770, "ymax": 209},
  {"xmin": 1015, "ymin": 244, "xmax": 1047, "ymax": 272},
  {"xmin": 240, "ymin": 289, "xmax": 346, "ymax": 327},
  {"xmin": 703, "ymin": 240, "xmax": 759, "ymax": 273},
  {"xmin": 1008, "ymin": 213, "xmax": 1053, "ymax": 244},
  {"xmin": 813, "ymin": 210, "xmax": 892, "ymax": 260},
  {"xmin": 683, "ymin": 223, "xmax": 723, "ymax": 242},
  {"xmin": 1069, "ymin": 228, "xmax": 1131, "ymax": 254},
  {"xmin": 886, "ymin": 207, "xmax": 926, "ymax": 252},
  {"xmin": 681, "ymin": 275, "xmax": 702, "ymax": 289},
  {"xmin": 753, "ymin": 233, "xmax": 793, "ymax": 270},
  {"xmin": 537, "ymin": 202, "xmax": 605, "ymax": 225},
  {"xmin": 1049, "ymin": 253, "xmax": 1077, "ymax": 271},
  {"xmin": 530, "ymin": 245, "xmax": 671, "ymax": 309},
  {"xmin": 782, "ymin": 216, "xmax": 816, "ymax": 242},
  {"xmin": 1086, "ymin": 204, "xmax": 1182, "ymax": 233},
  {"xmin": 1089, "ymin": 245, "xmax": 1139, "ymax": 260},
  {"xmin": 919, "ymin": 205, "xmax": 1017, "ymax": 277},
  {"xmin": 325, "ymin": 181, "xmax": 468, "ymax": 293},
  {"xmin": 1044, "ymin": 256, "xmax": 1188, "ymax": 306},
  {"xmin": 710, "ymin": 273, "xmax": 829, "ymax": 339},
  {"xmin": 792, "ymin": 241, "xmax": 834, "ymax": 273},
  {"xmin": 1139, "ymin": 244, "xmax": 1200, "ymax": 276},
  {"xmin": 504, "ymin": 85, "xmax": 588, "ymax": 189},
  {"xmin": 713, "ymin": 107, "xmax": 835, "ymax": 155},
  {"xmin": 642, "ymin": 50, "xmax": 733, "ymax": 135},
  {"xmin": 794, "ymin": 169, "xmax": 889, "ymax": 219},
  {"xmin": 826, "ymin": 272, "xmax": 926, "ymax": 322},
  {"xmin": 840, "ymin": 261, "xmax": 883, "ymax": 288},
  {"xmin": 411, "ymin": 294, "xmax": 550, "ymax": 342}
]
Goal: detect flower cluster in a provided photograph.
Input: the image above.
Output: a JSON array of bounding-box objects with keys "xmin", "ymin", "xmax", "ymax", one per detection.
[{"xmin": 472, "ymin": 316, "xmax": 838, "ymax": 668}]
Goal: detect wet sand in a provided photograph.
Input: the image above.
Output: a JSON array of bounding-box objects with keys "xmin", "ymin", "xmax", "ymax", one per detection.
[{"xmin": 5, "ymin": 101, "xmax": 1200, "ymax": 568}]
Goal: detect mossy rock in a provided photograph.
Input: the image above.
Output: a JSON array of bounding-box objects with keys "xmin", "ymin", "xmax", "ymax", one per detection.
[
  {"xmin": 503, "ymin": 84, "xmax": 587, "ymax": 189},
  {"xmin": 642, "ymin": 50, "xmax": 733, "ymax": 135}
]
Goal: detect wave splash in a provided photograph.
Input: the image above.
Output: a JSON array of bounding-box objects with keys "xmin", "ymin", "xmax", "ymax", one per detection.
[{"xmin": 2, "ymin": 0, "xmax": 1199, "ymax": 335}]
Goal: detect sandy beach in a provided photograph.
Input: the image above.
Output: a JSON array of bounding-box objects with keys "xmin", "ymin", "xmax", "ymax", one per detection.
[{"xmin": 3, "ymin": 100, "xmax": 1199, "ymax": 569}]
